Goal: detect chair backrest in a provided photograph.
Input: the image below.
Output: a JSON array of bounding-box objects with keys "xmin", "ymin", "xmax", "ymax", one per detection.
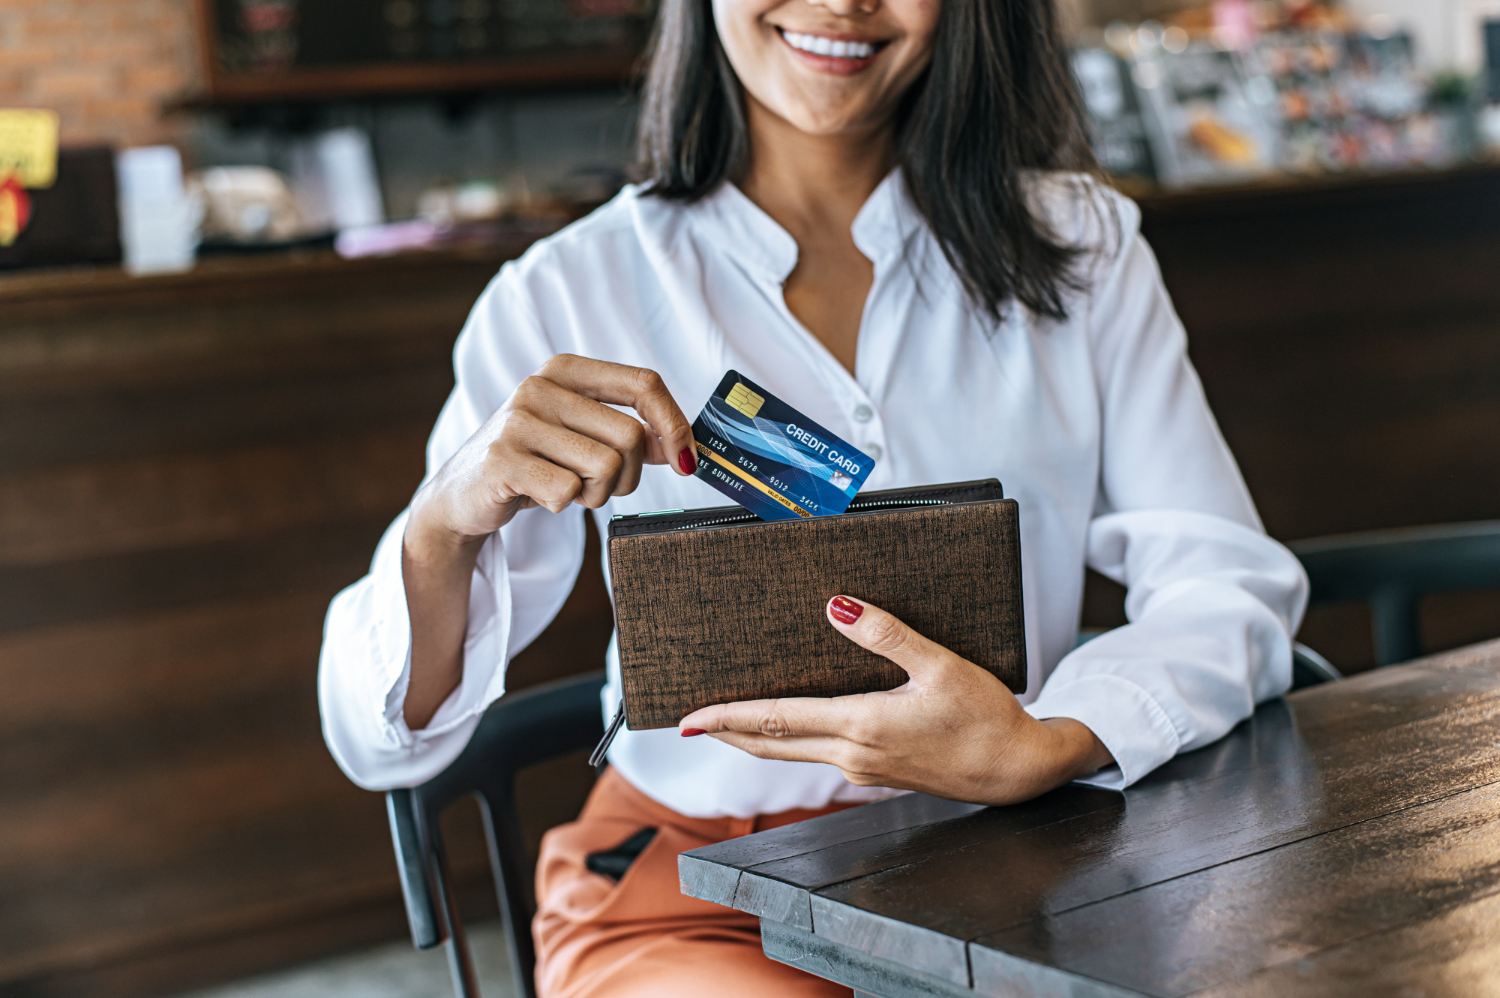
[
  {"xmin": 387, "ymin": 671, "xmax": 606, "ymax": 998},
  {"xmin": 1292, "ymin": 521, "xmax": 1500, "ymax": 668}
]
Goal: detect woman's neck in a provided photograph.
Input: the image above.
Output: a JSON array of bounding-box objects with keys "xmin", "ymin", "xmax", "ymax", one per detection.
[
  {"xmin": 737, "ymin": 96, "xmax": 897, "ymax": 237},
  {"xmin": 736, "ymin": 97, "xmax": 895, "ymax": 375}
]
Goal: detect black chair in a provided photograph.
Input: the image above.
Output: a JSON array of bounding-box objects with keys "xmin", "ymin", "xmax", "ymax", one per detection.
[
  {"xmin": 1289, "ymin": 641, "xmax": 1341, "ymax": 690},
  {"xmin": 1292, "ymin": 521, "xmax": 1500, "ymax": 671},
  {"xmin": 387, "ymin": 671, "xmax": 606, "ymax": 998}
]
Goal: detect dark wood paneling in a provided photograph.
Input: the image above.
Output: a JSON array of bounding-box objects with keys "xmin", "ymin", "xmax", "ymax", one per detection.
[
  {"xmin": 0, "ymin": 518, "xmax": 389, "ymax": 636},
  {"xmin": 0, "ymin": 248, "xmax": 613, "ymax": 998},
  {"xmin": 1092, "ymin": 166, "xmax": 1500, "ymax": 671}
]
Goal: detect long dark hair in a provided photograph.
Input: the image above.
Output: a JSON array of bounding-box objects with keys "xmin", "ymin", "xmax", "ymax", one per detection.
[{"xmin": 634, "ymin": 0, "xmax": 1102, "ymax": 322}]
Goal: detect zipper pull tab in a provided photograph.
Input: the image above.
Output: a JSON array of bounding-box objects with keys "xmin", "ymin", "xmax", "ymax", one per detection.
[{"xmin": 589, "ymin": 702, "xmax": 626, "ymax": 768}]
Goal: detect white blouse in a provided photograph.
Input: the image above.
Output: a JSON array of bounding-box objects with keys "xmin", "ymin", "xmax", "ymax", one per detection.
[{"xmin": 318, "ymin": 171, "xmax": 1308, "ymax": 817}]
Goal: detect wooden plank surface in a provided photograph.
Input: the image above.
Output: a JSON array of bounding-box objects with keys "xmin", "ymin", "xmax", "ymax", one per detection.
[
  {"xmin": 681, "ymin": 640, "xmax": 1500, "ymax": 997},
  {"xmin": 972, "ymin": 780, "xmax": 1500, "ymax": 997},
  {"xmin": 1192, "ymin": 888, "xmax": 1500, "ymax": 998},
  {"xmin": 0, "ymin": 244, "xmax": 615, "ymax": 998}
]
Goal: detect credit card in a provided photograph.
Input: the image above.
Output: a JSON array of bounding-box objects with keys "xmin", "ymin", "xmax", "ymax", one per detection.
[{"xmin": 690, "ymin": 371, "xmax": 877, "ymax": 521}]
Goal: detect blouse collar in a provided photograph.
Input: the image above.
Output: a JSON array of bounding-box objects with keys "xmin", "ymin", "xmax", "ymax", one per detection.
[{"xmin": 688, "ymin": 168, "xmax": 927, "ymax": 284}]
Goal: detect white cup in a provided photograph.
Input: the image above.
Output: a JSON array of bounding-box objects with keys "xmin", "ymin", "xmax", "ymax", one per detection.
[{"xmin": 116, "ymin": 146, "xmax": 202, "ymax": 275}]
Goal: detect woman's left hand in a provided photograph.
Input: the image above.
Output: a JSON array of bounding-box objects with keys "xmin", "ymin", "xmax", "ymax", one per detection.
[{"xmin": 677, "ymin": 596, "xmax": 1115, "ymax": 806}]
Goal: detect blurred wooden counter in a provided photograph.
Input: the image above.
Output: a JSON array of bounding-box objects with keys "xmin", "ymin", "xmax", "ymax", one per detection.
[
  {"xmin": 0, "ymin": 244, "xmax": 614, "ymax": 998},
  {"xmin": 1134, "ymin": 162, "xmax": 1500, "ymax": 663},
  {"xmin": 2, "ymin": 163, "xmax": 1499, "ymax": 998}
]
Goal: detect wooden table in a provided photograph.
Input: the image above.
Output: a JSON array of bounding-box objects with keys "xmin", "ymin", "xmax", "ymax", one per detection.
[{"xmin": 680, "ymin": 640, "xmax": 1500, "ymax": 997}]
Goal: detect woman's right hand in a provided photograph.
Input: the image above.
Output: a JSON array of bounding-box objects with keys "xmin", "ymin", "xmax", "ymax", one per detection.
[
  {"xmin": 409, "ymin": 354, "xmax": 698, "ymax": 547},
  {"xmin": 400, "ymin": 355, "xmax": 696, "ymax": 728}
]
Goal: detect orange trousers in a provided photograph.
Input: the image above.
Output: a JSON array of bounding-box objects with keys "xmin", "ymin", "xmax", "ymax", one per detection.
[{"xmin": 532, "ymin": 767, "xmax": 856, "ymax": 998}]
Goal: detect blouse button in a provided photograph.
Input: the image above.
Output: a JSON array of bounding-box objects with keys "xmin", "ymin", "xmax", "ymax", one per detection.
[
  {"xmin": 865, "ymin": 443, "xmax": 884, "ymax": 462},
  {"xmin": 852, "ymin": 404, "xmax": 874, "ymax": 423}
]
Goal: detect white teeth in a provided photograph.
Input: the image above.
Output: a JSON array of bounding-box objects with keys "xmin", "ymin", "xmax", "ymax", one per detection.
[{"xmin": 782, "ymin": 30, "xmax": 876, "ymax": 59}]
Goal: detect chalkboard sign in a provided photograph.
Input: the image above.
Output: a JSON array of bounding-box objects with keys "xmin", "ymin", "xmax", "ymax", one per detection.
[
  {"xmin": 196, "ymin": 0, "xmax": 656, "ymax": 101},
  {"xmin": 1073, "ymin": 47, "xmax": 1157, "ymax": 183}
]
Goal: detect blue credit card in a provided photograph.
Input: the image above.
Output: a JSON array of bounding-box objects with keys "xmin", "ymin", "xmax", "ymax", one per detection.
[{"xmin": 690, "ymin": 371, "xmax": 877, "ymax": 521}]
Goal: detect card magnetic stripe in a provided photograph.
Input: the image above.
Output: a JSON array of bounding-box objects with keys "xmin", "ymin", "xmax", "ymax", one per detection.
[{"xmin": 695, "ymin": 441, "xmax": 813, "ymax": 518}]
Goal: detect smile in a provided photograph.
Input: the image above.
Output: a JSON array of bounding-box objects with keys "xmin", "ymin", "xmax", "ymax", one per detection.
[{"xmin": 777, "ymin": 28, "xmax": 884, "ymax": 61}]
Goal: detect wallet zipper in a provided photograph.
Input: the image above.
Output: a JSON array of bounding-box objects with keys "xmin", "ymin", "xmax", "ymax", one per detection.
[
  {"xmin": 652, "ymin": 496, "xmax": 953, "ymax": 532},
  {"xmin": 609, "ymin": 483, "xmax": 1001, "ymax": 538}
]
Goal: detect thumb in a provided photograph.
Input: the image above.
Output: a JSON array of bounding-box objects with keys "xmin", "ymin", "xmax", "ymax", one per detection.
[{"xmin": 826, "ymin": 595, "xmax": 953, "ymax": 682}]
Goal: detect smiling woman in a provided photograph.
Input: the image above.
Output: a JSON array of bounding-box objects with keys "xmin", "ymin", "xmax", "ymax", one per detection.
[
  {"xmin": 317, "ymin": 0, "xmax": 1309, "ymax": 994},
  {"xmin": 638, "ymin": 0, "xmax": 1099, "ymax": 331}
]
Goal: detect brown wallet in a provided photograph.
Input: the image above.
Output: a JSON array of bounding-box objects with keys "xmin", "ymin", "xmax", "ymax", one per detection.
[{"xmin": 604, "ymin": 479, "xmax": 1027, "ymax": 735}]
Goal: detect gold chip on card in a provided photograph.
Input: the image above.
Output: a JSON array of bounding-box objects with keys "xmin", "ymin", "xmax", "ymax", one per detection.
[{"xmin": 725, "ymin": 382, "xmax": 765, "ymax": 418}]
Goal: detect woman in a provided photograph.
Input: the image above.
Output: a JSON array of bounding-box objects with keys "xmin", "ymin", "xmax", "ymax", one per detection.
[{"xmin": 320, "ymin": 0, "xmax": 1308, "ymax": 994}]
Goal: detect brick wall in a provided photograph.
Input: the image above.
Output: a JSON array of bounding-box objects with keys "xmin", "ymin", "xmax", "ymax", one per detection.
[{"xmin": 0, "ymin": 0, "xmax": 201, "ymax": 149}]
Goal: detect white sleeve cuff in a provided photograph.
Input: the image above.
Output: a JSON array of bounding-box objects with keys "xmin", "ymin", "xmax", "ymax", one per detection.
[
  {"xmin": 318, "ymin": 510, "xmax": 513, "ymax": 789},
  {"xmin": 1026, "ymin": 674, "xmax": 1181, "ymax": 791},
  {"xmin": 372, "ymin": 522, "xmax": 513, "ymax": 745}
]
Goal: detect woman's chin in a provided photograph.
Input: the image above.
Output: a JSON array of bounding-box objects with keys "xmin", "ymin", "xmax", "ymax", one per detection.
[{"xmin": 762, "ymin": 100, "xmax": 886, "ymax": 140}]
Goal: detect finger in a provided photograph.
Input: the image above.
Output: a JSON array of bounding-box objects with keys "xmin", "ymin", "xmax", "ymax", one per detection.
[
  {"xmin": 679, "ymin": 695, "xmax": 860, "ymax": 740},
  {"xmin": 518, "ymin": 379, "xmax": 650, "ymax": 496},
  {"xmin": 706, "ymin": 730, "xmax": 855, "ymax": 767},
  {"xmin": 704, "ymin": 731, "xmax": 892, "ymax": 788},
  {"xmin": 537, "ymin": 355, "xmax": 696, "ymax": 476},
  {"xmin": 503, "ymin": 453, "xmax": 583, "ymax": 514},
  {"xmin": 512, "ymin": 414, "xmax": 626, "ymax": 509},
  {"xmin": 826, "ymin": 596, "xmax": 954, "ymax": 681}
]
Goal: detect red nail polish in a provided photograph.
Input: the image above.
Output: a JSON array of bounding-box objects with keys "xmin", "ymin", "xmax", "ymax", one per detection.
[
  {"xmin": 681, "ymin": 728, "xmax": 707, "ymax": 737},
  {"xmin": 678, "ymin": 448, "xmax": 696, "ymax": 475},
  {"xmin": 829, "ymin": 596, "xmax": 863, "ymax": 625}
]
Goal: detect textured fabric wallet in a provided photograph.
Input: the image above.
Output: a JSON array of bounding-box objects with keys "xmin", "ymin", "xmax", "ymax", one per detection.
[{"xmin": 605, "ymin": 479, "xmax": 1026, "ymax": 731}]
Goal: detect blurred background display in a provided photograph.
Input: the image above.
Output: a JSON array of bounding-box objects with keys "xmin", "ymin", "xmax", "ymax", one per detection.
[
  {"xmin": 1074, "ymin": 46, "xmax": 1160, "ymax": 181},
  {"xmin": 1131, "ymin": 31, "xmax": 1283, "ymax": 186},
  {"xmin": 1070, "ymin": 0, "xmax": 1500, "ymax": 187}
]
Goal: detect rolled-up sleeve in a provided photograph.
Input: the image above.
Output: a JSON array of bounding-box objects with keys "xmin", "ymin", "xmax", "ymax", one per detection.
[
  {"xmin": 318, "ymin": 264, "xmax": 586, "ymax": 790},
  {"xmin": 1026, "ymin": 211, "xmax": 1309, "ymax": 790}
]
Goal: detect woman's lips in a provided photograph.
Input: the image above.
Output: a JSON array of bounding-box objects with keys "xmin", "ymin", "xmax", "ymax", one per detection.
[{"xmin": 776, "ymin": 27, "xmax": 887, "ymax": 74}]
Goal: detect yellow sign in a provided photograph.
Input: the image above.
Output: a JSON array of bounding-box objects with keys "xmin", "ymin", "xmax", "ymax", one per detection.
[
  {"xmin": 0, "ymin": 109, "xmax": 61, "ymax": 189},
  {"xmin": 725, "ymin": 382, "xmax": 765, "ymax": 419}
]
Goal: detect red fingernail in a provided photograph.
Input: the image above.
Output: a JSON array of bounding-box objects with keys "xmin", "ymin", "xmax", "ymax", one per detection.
[
  {"xmin": 678, "ymin": 448, "xmax": 696, "ymax": 475},
  {"xmin": 681, "ymin": 728, "xmax": 707, "ymax": 737},
  {"xmin": 829, "ymin": 596, "xmax": 863, "ymax": 624}
]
